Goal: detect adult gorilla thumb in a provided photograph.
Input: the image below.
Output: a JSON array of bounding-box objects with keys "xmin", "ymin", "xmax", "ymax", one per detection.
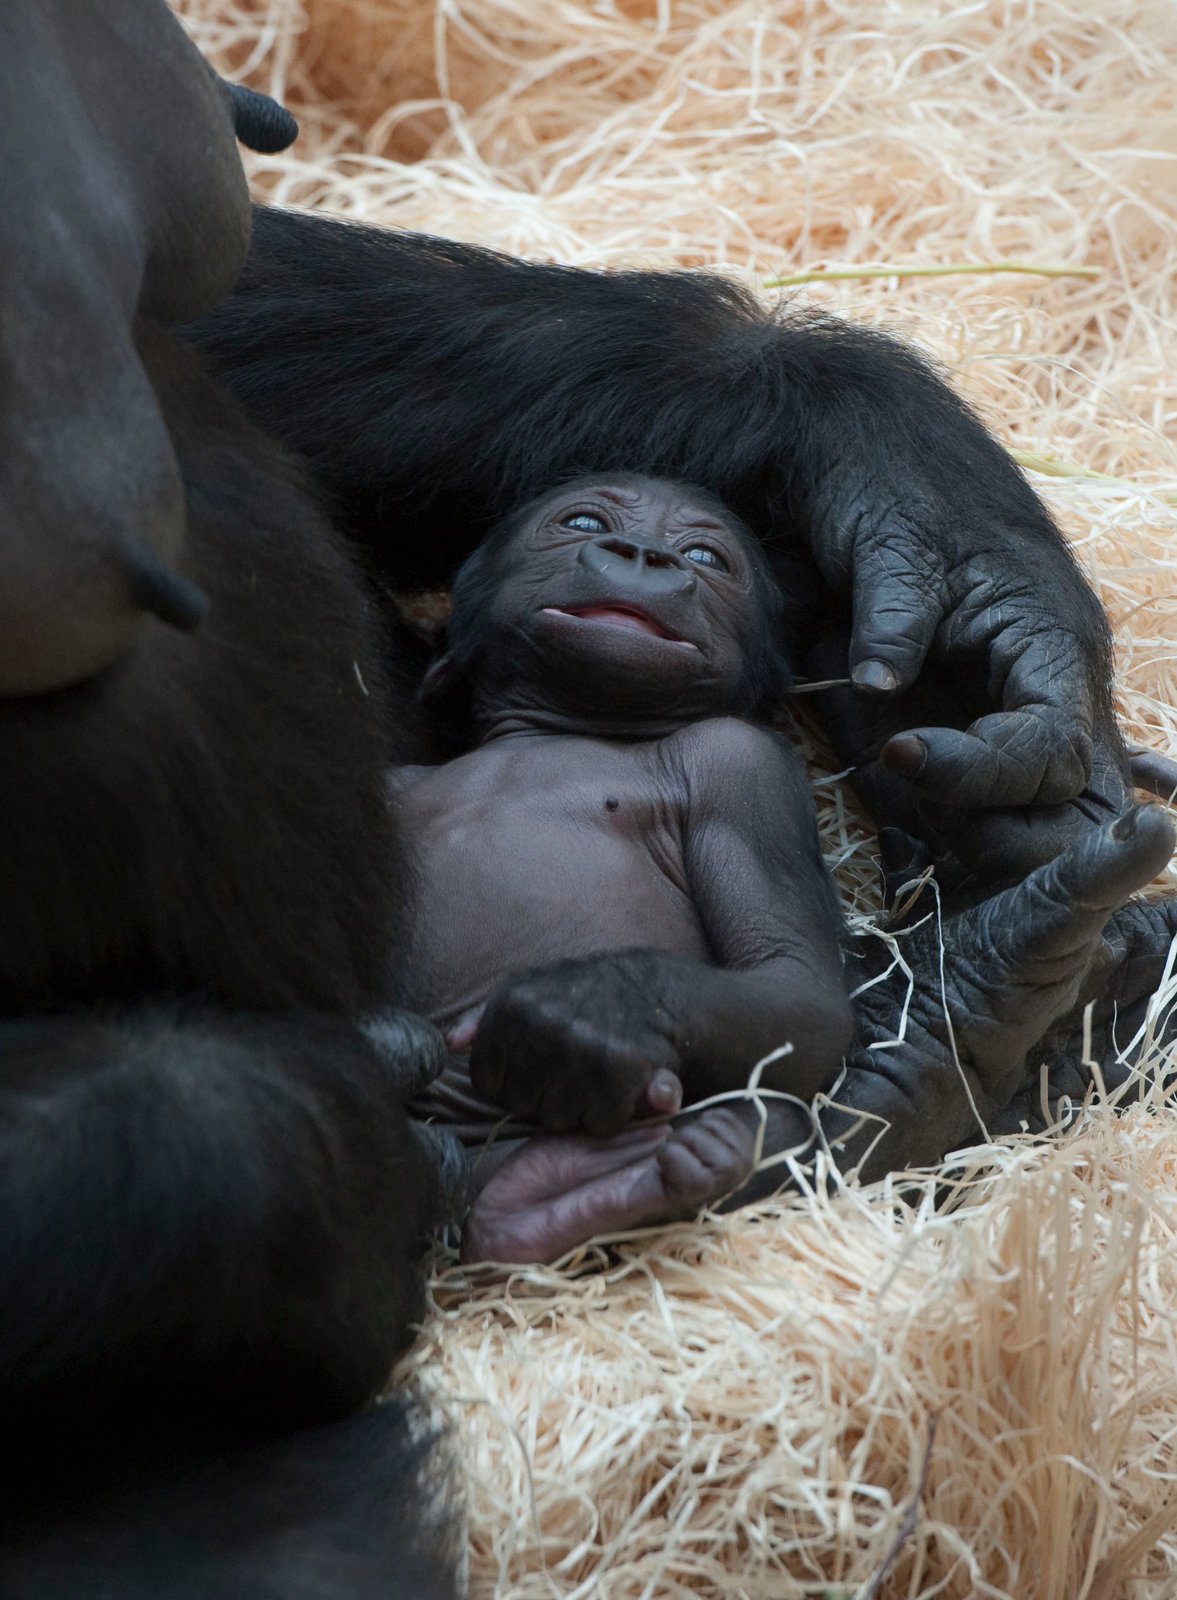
[{"xmin": 814, "ymin": 804, "xmax": 1175, "ymax": 1185}]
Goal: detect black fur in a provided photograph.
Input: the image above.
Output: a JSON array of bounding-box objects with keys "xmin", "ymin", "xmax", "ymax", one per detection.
[
  {"xmin": 190, "ymin": 205, "xmax": 1110, "ymax": 695},
  {"xmin": 0, "ymin": 329, "xmax": 454, "ymax": 1591},
  {"xmin": 0, "ymin": 1402, "xmax": 455, "ymax": 1600}
]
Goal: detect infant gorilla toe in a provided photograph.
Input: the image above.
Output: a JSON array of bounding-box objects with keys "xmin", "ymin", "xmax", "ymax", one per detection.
[
  {"xmin": 656, "ymin": 1108, "xmax": 758, "ymax": 1207},
  {"xmin": 460, "ymin": 1108, "xmax": 758, "ymax": 1265}
]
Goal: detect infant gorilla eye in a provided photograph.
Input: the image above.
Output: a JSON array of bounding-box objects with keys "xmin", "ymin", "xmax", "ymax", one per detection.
[
  {"xmin": 561, "ymin": 512, "xmax": 609, "ymax": 533},
  {"xmin": 683, "ymin": 543, "xmax": 730, "ymax": 573}
]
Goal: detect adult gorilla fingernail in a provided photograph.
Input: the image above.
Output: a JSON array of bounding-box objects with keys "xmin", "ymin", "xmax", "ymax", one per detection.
[
  {"xmin": 881, "ymin": 733, "xmax": 926, "ymax": 777},
  {"xmin": 852, "ymin": 659, "xmax": 899, "ymax": 694}
]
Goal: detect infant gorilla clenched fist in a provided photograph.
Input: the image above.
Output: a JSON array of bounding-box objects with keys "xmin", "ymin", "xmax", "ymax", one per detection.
[{"xmin": 392, "ymin": 475, "xmax": 850, "ymax": 1261}]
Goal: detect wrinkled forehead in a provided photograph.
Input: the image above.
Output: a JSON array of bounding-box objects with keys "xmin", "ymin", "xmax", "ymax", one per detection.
[{"xmin": 507, "ymin": 474, "xmax": 764, "ymax": 554}]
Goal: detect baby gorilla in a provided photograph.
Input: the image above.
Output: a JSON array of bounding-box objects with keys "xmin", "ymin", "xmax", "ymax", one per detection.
[{"xmin": 393, "ymin": 474, "xmax": 851, "ymax": 1263}]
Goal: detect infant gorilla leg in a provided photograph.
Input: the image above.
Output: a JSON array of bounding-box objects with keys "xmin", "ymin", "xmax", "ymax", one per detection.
[{"xmin": 461, "ymin": 1110, "xmax": 756, "ymax": 1264}]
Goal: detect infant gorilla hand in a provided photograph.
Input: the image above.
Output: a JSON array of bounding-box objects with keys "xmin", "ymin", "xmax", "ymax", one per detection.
[
  {"xmin": 461, "ymin": 1108, "xmax": 756, "ymax": 1265},
  {"xmin": 467, "ymin": 952, "xmax": 686, "ymax": 1137}
]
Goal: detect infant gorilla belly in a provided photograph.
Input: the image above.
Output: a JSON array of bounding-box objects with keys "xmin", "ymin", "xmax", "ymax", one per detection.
[{"xmin": 395, "ymin": 735, "xmax": 709, "ymax": 1142}]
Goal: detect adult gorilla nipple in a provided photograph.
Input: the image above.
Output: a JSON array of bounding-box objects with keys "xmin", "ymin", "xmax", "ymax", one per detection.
[{"xmin": 123, "ymin": 537, "xmax": 209, "ymax": 630}]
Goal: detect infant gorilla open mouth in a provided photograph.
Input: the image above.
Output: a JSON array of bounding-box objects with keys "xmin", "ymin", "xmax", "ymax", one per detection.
[{"xmin": 543, "ymin": 604, "xmax": 693, "ymax": 643}]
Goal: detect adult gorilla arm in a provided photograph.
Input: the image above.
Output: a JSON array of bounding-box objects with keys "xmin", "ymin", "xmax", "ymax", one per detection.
[
  {"xmin": 188, "ymin": 205, "xmax": 1116, "ymax": 859},
  {"xmin": 0, "ymin": 1009, "xmax": 443, "ymax": 1431}
]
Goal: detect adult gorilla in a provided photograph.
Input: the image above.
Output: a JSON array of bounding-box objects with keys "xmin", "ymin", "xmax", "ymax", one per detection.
[
  {"xmin": 0, "ymin": 1, "xmax": 1174, "ymax": 1595},
  {"xmin": 0, "ymin": 4, "xmax": 452, "ymax": 1596}
]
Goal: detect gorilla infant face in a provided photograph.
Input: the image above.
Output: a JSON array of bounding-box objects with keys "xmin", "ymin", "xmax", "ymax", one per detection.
[{"xmin": 436, "ymin": 476, "xmax": 790, "ymax": 731}]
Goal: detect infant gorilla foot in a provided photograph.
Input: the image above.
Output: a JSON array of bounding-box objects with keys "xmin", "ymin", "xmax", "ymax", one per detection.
[{"xmin": 460, "ymin": 1108, "xmax": 755, "ymax": 1265}]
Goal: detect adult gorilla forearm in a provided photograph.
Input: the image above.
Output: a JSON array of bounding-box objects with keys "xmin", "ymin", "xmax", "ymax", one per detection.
[
  {"xmin": 0, "ymin": 1009, "xmax": 442, "ymax": 1430},
  {"xmin": 188, "ymin": 204, "xmax": 1115, "ymax": 845}
]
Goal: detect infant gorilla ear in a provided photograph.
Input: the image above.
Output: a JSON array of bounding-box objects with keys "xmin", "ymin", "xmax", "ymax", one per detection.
[{"xmin": 424, "ymin": 474, "xmax": 793, "ymax": 739}]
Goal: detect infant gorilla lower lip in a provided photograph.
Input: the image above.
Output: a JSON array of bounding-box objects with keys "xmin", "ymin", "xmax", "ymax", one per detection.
[{"xmin": 543, "ymin": 604, "xmax": 696, "ymax": 645}]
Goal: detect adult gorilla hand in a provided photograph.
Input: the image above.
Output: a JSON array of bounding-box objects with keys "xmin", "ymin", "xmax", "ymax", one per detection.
[
  {"xmin": 725, "ymin": 804, "xmax": 1175, "ymax": 1203},
  {"xmin": 799, "ymin": 615, "xmax": 1133, "ymax": 896},
  {"xmin": 789, "ymin": 334, "xmax": 1116, "ymax": 830}
]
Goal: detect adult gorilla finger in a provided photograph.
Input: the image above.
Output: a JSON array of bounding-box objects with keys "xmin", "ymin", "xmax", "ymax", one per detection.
[
  {"xmin": 846, "ymin": 546, "xmax": 944, "ymax": 695},
  {"xmin": 359, "ymin": 1009, "xmax": 450, "ymax": 1095},
  {"xmin": 881, "ymin": 707, "xmax": 1091, "ymax": 808},
  {"xmin": 1128, "ymin": 745, "xmax": 1177, "ymax": 803},
  {"xmin": 973, "ymin": 804, "xmax": 1175, "ymax": 974}
]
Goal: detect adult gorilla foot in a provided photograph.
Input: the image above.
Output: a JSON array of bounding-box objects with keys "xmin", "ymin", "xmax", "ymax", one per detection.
[
  {"xmin": 994, "ymin": 893, "xmax": 1177, "ymax": 1136},
  {"xmin": 729, "ymin": 804, "xmax": 1175, "ymax": 1200}
]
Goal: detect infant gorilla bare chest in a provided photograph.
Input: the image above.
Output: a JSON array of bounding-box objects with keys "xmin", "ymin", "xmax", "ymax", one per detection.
[{"xmin": 393, "ymin": 731, "xmax": 710, "ymax": 1036}]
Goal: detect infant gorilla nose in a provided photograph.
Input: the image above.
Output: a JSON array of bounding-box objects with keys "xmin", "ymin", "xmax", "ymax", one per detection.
[
  {"xmin": 543, "ymin": 603, "xmax": 695, "ymax": 644},
  {"xmin": 578, "ymin": 531, "xmax": 698, "ymax": 598}
]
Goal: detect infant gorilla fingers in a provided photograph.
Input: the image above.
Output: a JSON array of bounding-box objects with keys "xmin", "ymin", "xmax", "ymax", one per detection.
[
  {"xmin": 655, "ymin": 1107, "xmax": 758, "ymax": 1207},
  {"xmin": 468, "ymin": 961, "xmax": 684, "ymax": 1137}
]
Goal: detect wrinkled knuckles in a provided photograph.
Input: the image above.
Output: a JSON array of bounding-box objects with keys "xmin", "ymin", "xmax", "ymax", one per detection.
[{"xmin": 360, "ymin": 1009, "xmax": 449, "ymax": 1089}]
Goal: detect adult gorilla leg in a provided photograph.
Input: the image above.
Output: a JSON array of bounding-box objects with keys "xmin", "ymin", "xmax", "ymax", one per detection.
[{"xmin": 0, "ymin": 1405, "xmax": 454, "ymax": 1600}]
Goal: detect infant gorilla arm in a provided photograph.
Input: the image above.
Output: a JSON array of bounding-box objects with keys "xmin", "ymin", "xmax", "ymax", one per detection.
[{"xmin": 396, "ymin": 477, "xmax": 851, "ymax": 1260}]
